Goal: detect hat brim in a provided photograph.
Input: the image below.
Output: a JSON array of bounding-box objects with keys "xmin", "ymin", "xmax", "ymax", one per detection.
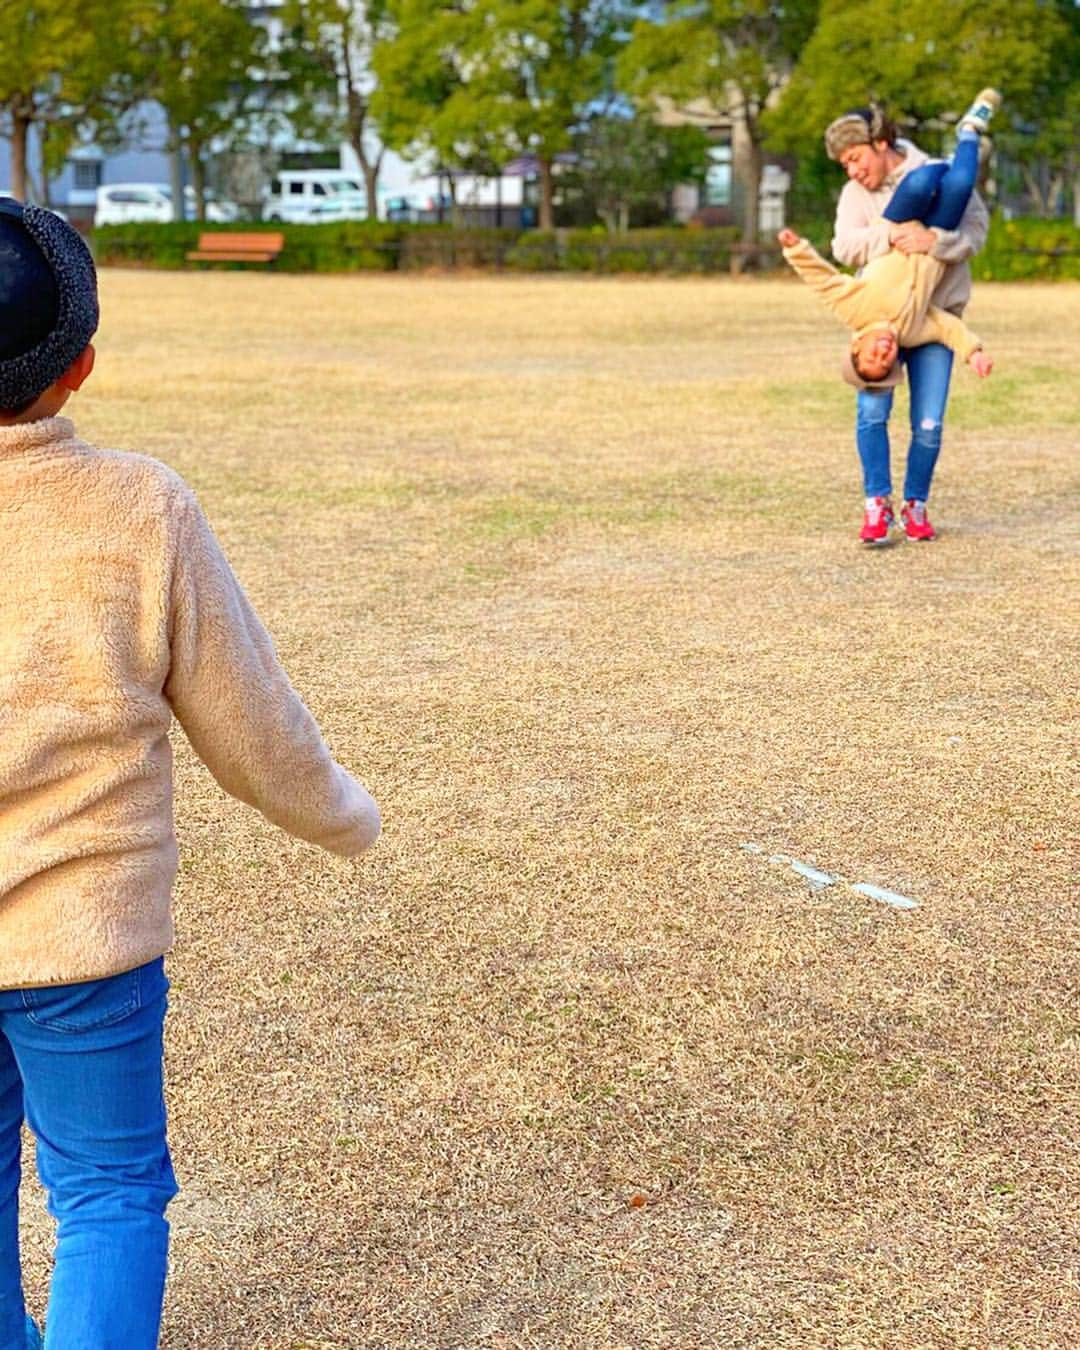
[{"xmin": 840, "ymin": 346, "xmax": 905, "ymax": 392}]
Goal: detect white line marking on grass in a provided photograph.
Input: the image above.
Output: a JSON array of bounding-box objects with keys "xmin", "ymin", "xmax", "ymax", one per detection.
[
  {"xmin": 788, "ymin": 860, "xmax": 840, "ymax": 889},
  {"xmin": 851, "ymin": 883, "xmax": 920, "ymax": 911},
  {"xmin": 741, "ymin": 844, "xmax": 920, "ymax": 908}
]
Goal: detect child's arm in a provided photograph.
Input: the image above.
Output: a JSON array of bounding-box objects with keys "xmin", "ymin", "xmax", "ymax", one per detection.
[
  {"xmin": 778, "ymin": 231, "xmax": 862, "ymax": 316},
  {"xmin": 914, "ymin": 305, "xmax": 992, "ymax": 375},
  {"xmin": 163, "ymin": 484, "xmax": 380, "ymax": 856}
]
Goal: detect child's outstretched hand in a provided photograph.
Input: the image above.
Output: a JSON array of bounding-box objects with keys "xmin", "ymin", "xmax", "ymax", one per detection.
[
  {"xmin": 969, "ymin": 350, "xmax": 994, "ymax": 378},
  {"xmin": 777, "ymin": 228, "xmax": 801, "ymax": 249}
]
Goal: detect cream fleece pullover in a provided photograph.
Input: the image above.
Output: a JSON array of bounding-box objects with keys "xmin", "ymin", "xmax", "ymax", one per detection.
[
  {"xmin": 781, "ymin": 237, "xmax": 982, "ymax": 361},
  {"xmin": 831, "ymin": 140, "xmax": 989, "ymax": 316},
  {"xmin": 0, "ymin": 417, "xmax": 380, "ymax": 989}
]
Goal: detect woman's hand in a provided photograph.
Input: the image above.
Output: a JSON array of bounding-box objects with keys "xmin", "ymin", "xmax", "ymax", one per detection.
[
  {"xmin": 969, "ymin": 350, "xmax": 993, "ymax": 378},
  {"xmin": 777, "ymin": 228, "xmax": 800, "ymax": 248},
  {"xmin": 890, "ymin": 222, "xmax": 937, "ymax": 255}
]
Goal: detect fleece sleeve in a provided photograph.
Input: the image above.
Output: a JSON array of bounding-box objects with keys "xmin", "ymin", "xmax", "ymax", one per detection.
[
  {"xmin": 783, "ymin": 238, "xmax": 863, "ymax": 324},
  {"xmin": 930, "ymin": 189, "xmax": 990, "ymax": 265},
  {"xmin": 162, "ymin": 485, "xmax": 380, "ymax": 857},
  {"xmin": 912, "ymin": 306, "xmax": 983, "ymax": 361}
]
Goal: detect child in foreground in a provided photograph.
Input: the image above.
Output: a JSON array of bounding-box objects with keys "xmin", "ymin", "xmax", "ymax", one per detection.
[
  {"xmin": 779, "ymin": 89, "xmax": 1000, "ymax": 541},
  {"xmin": 0, "ymin": 198, "xmax": 380, "ymax": 1347}
]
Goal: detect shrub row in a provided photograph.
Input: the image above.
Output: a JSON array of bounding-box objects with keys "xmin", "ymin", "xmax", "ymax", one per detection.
[
  {"xmin": 92, "ymin": 221, "xmax": 745, "ymax": 274},
  {"xmin": 970, "ymin": 216, "xmax": 1080, "ymax": 281},
  {"xmin": 93, "ymin": 220, "xmax": 401, "ymax": 272},
  {"xmin": 93, "ymin": 216, "xmax": 1080, "ymax": 279}
]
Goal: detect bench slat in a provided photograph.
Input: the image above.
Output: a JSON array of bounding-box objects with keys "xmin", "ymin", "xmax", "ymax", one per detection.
[
  {"xmin": 187, "ymin": 251, "xmax": 278, "ymax": 263},
  {"xmin": 186, "ymin": 231, "xmax": 284, "ymax": 265},
  {"xmin": 194, "ymin": 232, "xmax": 284, "ymax": 252}
]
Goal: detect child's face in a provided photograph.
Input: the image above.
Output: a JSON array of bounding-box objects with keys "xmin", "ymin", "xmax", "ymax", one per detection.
[{"xmin": 852, "ymin": 330, "xmax": 898, "ymax": 383}]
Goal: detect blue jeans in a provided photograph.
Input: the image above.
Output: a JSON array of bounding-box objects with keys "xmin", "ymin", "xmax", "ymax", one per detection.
[
  {"xmin": 883, "ymin": 131, "xmax": 979, "ymax": 231},
  {"xmin": 0, "ymin": 960, "xmax": 176, "ymax": 1350},
  {"xmin": 856, "ymin": 342, "xmax": 955, "ymax": 501}
]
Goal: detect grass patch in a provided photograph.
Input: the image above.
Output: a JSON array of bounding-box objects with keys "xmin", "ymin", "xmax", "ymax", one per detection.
[{"xmin": 44, "ymin": 270, "xmax": 1079, "ymax": 1349}]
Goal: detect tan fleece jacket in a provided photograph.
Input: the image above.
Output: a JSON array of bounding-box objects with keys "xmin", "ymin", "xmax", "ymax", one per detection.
[
  {"xmin": 0, "ymin": 417, "xmax": 380, "ymax": 989},
  {"xmin": 831, "ymin": 140, "xmax": 989, "ymax": 316},
  {"xmin": 782, "ymin": 237, "xmax": 982, "ymax": 361}
]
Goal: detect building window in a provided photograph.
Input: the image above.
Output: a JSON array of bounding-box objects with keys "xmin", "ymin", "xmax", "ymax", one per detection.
[
  {"xmin": 73, "ymin": 160, "xmax": 103, "ymax": 191},
  {"xmin": 704, "ymin": 144, "xmax": 732, "ymax": 208}
]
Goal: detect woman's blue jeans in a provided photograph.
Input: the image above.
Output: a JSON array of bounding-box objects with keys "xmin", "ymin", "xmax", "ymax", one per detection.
[
  {"xmin": 0, "ymin": 960, "xmax": 176, "ymax": 1350},
  {"xmin": 856, "ymin": 342, "xmax": 955, "ymax": 501}
]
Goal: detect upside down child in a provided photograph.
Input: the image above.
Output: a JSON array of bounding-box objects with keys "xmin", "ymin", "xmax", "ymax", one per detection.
[{"xmin": 779, "ymin": 89, "xmax": 1001, "ymax": 394}]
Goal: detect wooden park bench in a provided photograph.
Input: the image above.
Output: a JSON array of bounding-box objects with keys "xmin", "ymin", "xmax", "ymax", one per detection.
[{"xmin": 186, "ymin": 231, "xmax": 284, "ymax": 266}]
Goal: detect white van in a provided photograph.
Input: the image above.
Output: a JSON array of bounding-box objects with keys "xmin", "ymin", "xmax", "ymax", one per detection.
[
  {"xmin": 262, "ymin": 170, "xmax": 368, "ymax": 224},
  {"xmin": 94, "ymin": 184, "xmax": 239, "ymax": 227}
]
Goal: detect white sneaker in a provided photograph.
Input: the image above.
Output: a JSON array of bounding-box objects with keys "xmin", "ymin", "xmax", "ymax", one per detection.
[{"xmin": 958, "ymin": 88, "xmax": 1002, "ymax": 136}]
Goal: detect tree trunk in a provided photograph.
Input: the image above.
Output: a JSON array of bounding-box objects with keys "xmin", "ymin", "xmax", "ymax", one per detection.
[
  {"xmin": 38, "ymin": 123, "xmax": 53, "ymax": 209},
  {"xmin": 10, "ymin": 108, "xmax": 31, "ymax": 202},
  {"xmin": 169, "ymin": 134, "xmax": 186, "ymax": 222},
  {"xmin": 538, "ymin": 157, "xmax": 554, "ymax": 230},
  {"xmin": 345, "ymin": 57, "xmax": 382, "ymax": 220},
  {"xmin": 1019, "ymin": 160, "xmax": 1053, "ymax": 217},
  {"xmin": 737, "ymin": 130, "xmax": 763, "ymax": 245},
  {"xmin": 359, "ymin": 149, "xmax": 383, "ymax": 221},
  {"xmin": 190, "ymin": 147, "xmax": 206, "ymax": 222}
]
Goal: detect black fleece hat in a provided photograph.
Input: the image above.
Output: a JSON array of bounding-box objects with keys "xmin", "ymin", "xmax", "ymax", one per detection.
[{"xmin": 0, "ymin": 198, "xmax": 99, "ymax": 410}]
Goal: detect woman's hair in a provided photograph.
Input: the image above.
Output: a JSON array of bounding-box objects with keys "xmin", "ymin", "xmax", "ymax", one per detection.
[
  {"xmin": 824, "ymin": 104, "xmax": 899, "ymax": 160},
  {"xmin": 850, "ymin": 105, "xmax": 899, "ymax": 146}
]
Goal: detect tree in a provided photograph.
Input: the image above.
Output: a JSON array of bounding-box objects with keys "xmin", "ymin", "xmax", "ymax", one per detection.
[
  {"xmin": 278, "ymin": 0, "xmax": 391, "ymax": 220},
  {"xmin": 373, "ymin": 0, "xmax": 623, "ymax": 229},
  {"xmin": 0, "ymin": 0, "xmax": 140, "ymax": 203},
  {"xmin": 994, "ymin": 0, "xmax": 1080, "ymax": 220},
  {"xmin": 765, "ymin": 0, "xmax": 1077, "ymax": 216},
  {"xmin": 619, "ymin": 1, "xmax": 820, "ymax": 242},
  {"xmin": 131, "ymin": 0, "xmax": 266, "ymax": 220},
  {"xmin": 570, "ymin": 111, "xmax": 707, "ymax": 232}
]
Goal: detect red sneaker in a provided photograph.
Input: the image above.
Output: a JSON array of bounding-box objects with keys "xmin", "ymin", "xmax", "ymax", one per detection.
[
  {"xmin": 860, "ymin": 496, "xmax": 895, "ymax": 544},
  {"xmin": 901, "ymin": 499, "xmax": 936, "ymax": 541}
]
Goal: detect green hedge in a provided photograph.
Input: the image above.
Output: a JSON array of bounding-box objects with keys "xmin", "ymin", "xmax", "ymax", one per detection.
[
  {"xmin": 398, "ymin": 227, "xmax": 519, "ymax": 270},
  {"xmin": 506, "ymin": 227, "xmax": 743, "ymax": 274},
  {"xmin": 92, "ymin": 217, "xmax": 1080, "ymax": 279},
  {"xmin": 972, "ymin": 216, "xmax": 1080, "ymax": 281},
  {"xmin": 93, "ymin": 220, "xmax": 401, "ymax": 272}
]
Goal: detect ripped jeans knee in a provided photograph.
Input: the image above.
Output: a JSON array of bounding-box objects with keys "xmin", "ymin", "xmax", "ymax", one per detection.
[{"xmin": 912, "ymin": 413, "xmax": 943, "ymax": 452}]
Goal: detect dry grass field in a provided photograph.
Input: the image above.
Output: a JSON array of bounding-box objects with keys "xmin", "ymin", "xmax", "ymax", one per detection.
[{"xmin": 20, "ymin": 270, "xmax": 1078, "ymax": 1347}]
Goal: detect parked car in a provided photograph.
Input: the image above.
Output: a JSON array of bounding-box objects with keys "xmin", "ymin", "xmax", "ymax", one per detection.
[
  {"xmin": 262, "ymin": 170, "xmax": 368, "ymax": 224},
  {"xmin": 94, "ymin": 183, "xmax": 239, "ymax": 227}
]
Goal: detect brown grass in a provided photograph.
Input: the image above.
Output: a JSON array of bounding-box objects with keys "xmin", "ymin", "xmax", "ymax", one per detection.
[{"xmin": 21, "ymin": 271, "xmax": 1080, "ymax": 1347}]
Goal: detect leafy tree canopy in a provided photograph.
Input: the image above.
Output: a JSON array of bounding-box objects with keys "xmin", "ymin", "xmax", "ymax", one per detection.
[
  {"xmin": 765, "ymin": 0, "xmax": 1075, "ymax": 155},
  {"xmin": 0, "ymin": 0, "xmax": 141, "ymax": 195},
  {"xmin": 372, "ymin": 1, "xmax": 625, "ymax": 225}
]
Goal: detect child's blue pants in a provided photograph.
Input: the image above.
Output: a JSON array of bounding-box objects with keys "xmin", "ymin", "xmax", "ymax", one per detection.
[
  {"xmin": 883, "ymin": 131, "xmax": 980, "ymax": 231},
  {"xmin": 0, "ymin": 959, "xmax": 176, "ymax": 1350}
]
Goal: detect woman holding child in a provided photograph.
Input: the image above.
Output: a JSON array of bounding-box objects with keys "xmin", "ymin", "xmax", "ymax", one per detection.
[{"xmin": 823, "ymin": 102, "xmax": 990, "ymax": 543}]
